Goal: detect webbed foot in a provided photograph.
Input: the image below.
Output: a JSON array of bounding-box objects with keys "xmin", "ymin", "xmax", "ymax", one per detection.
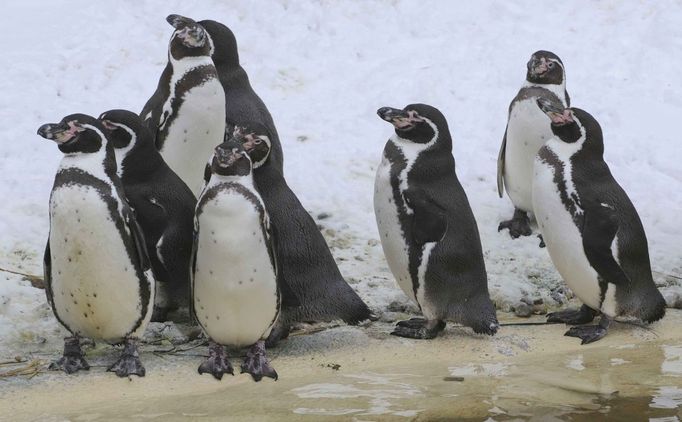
[
  {"xmin": 241, "ymin": 340, "xmax": 278, "ymax": 382},
  {"xmin": 547, "ymin": 304, "xmax": 597, "ymax": 325},
  {"xmin": 108, "ymin": 338, "xmax": 145, "ymax": 377},
  {"xmin": 564, "ymin": 316, "xmax": 611, "ymax": 345},
  {"xmin": 498, "ymin": 209, "xmax": 532, "ymax": 238},
  {"xmin": 391, "ymin": 318, "xmax": 445, "ymax": 339},
  {"xmin": 538, "ymin": 234, "xmax": 546, "ymax": 248},
  {"xmin": 50, "ymin": 336, "xmax": 89, "ymax": 374},
  {"xmin": 264, "ymin": 321, "xmax": 290, "ymax": 348},
  {"xmin": 198, "ymin": 341, "xmax": 233, "ymax": 380}
]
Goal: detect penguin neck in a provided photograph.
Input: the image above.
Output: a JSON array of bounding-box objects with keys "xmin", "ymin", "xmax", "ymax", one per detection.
[
  {"xmin": 523, "ymin": 79, "xmax": 568, "ymax": 105},
  {"xmin": 59, "ymin": 136, "xmax": 117, "ymax": 184},
  {"xmin": 169, "ymin": 52, "xmax": 214, "ymax": 75},
  {"xmin": 209, "ymin": 172, "xmax": 255, "ymax": 190},
  {"xmin": 546, "ymin": 123, "xmax": 588, "ymax": 162}
]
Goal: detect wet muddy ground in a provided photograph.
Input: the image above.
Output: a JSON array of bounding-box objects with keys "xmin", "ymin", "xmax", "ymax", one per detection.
[{"xmin": 0, "ymin": 310, "xmax": 680, "ymax": 421}]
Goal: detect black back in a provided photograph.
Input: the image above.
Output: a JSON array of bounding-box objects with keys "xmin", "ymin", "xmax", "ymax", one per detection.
[
  {"xmin": 382, "ymin": 104, "xmax": 497, "ymax": 333},
  {"xmin": 100, "ymin": 110, "xmax": 196, "ymax": 312}
]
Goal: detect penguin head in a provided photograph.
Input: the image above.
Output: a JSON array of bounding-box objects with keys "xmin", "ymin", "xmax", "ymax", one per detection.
[
  {"xmin": 166, "ymin": 14, "xmax": 210, "ymax": 59},
  {"xmin": 232, "ymin": 122, "xmax": 272, "ymax": 169},
  {"xmin": 211, "ymin": 139, "xmax": 252, "ymax": 177},
  {"xmin": 198, "ymin": 20, "xmax": 240, "ymax": 68},
  {"xmin": 99, "ymin": 109, "xmax": 149, "ymax": 152},
  {"xmin": 377, "ymin": 104, "xmax": 448, "ymax": 145},
  {"xmin": 526, "ymin": 51, "xmax": 565, "ymax": 85},
  {"xmin": 536, "ymin": 99, "xmax": 603, "ymax": 152},
  {"xmin": 37, "ymin": 114, "xmax": 108, "ymax": 154}
]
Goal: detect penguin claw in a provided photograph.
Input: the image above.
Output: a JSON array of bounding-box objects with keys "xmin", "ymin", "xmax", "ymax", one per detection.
[
  {"xmin": 241, "ymin": 341, "xmax": 277, "ymax": 382},
  {"xmin": 547, "ymin": 305, "xmax": 597, "ymax": 325},
  {"xmin": 50, "ymin": 336, "xmax": 89, "ymax": 374},
  {"xmin": 391, "ymin": 319, "xmax": 445, "ymax": 339},
  {"xmin": 396, "ymin": 317, "xmax": 428, "ymax": 329},
  {"xmin": 198, "ymin": 342, "xmax": 233, "ymax": 380},
  {"xmin": 107, "ymin": 339, "xmax": 145, "ymax": 377},
  {"xmin": 498, "ymin": 209, "xmax": 532, "ymax": 238},
  {"xmin": 49, "ymin": 355, "xmax": 90, "ymax": 374},
  {"xmin": 564, "ymin": 325, "xmax": 608, "ymax": 344}
]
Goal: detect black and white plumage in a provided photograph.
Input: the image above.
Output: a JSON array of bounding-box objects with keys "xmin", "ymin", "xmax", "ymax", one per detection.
[
  {"xmin": 192, "ymin": 139, "xmax": 281, "ymax": 381},
  {"xmin": 498, "ymin": 50, "xmax": 570, "ymax": 239},
  {"xmin": 99, "ymin": 109, "xmax": 196, "ymax": 322},
  {"xmin": 533, "ymin": 99, "xmax": 666, "ymax": 344},
  {"xmin": 141, "ymin": 14, "xmax": 226, "ymax": 195},
  {"xmin": 375, "ymin": 104, "xmax": 499, "ymax": 339},
  {"xmin": 196, "ymin": 18, "xmax": 372, "ymax": 343},
  {"xmin": 37, "ymin": 114, "xmax": 154, "ymax": 377}
]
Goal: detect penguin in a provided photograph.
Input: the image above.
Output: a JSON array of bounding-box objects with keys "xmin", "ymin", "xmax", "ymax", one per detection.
[
  {"xmin": 140, "ymin": 14, "xmax": 226, "ymax": 196},
  {"xmin": 195, "ymin": 17, "xmax": 372, "ymax": 343},
  {"xmin": 533, "ymin": 98, "xmax": 666, "ymax": 344},
  {"xmin": 192, "ymin": 139, "xmax": 283, "ymax": 381},
  {"xmin": 374, "ymin": 104, "xmax": 499, "ymax": 339},
  {"xmin": 497, "ymin": 50, "xmax": 570, "ymax": 238},
  {"xmin": 37, "ymin": 114, "xmax": 154, "ymax": 377},
  {"xmin": 99, "ymin": 109, "xmax": 196, "ymax": 322}
]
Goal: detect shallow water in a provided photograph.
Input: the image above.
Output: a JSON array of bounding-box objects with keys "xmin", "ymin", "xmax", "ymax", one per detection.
[{"xmin": 7, "ymin": 338, "xmax": 678, "ymax": 421}]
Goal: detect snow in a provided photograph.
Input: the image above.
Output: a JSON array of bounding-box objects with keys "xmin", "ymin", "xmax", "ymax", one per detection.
[{"xmin": 0, "ymin": 1, "xmax": 680, "ymax": 357}]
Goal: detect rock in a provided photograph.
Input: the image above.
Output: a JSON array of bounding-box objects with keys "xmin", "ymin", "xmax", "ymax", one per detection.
[
  {"xmin": 513, "ymin": 303, "xmax": 532, "ymax": 318},
  {"xmin": 387, "ymin": 300, "xmax": 419, "ymax": 313},
  {"xmin": 661, "ymin": 287, "xmax": 682, "ymax": 309},
  {"xmin": 317, "ymin": 212, "xmax": 331, "ymax": 220}
]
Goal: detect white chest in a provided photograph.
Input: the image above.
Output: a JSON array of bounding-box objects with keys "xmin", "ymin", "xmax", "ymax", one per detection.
[
  {"xmin": 504, "ymin": 98, "xmax": 557, "ymax": 212},
  {"xmin": 49, "ymin": 185, "xmax": 151, "ymax": 342},
  {"xmin": 374, "ymin": 152, "xmax": 414, "ymax": 302},
  {"xmin": 159, "ymin": 78, "xmax": 226, "ymax": 196},
  {"xmin": 532, "ymin": 151, "xmax": 604, "ymax": 311},
  {"xmin": 194, "ymin": 188, "xmax": 278, "ymax": 347}
]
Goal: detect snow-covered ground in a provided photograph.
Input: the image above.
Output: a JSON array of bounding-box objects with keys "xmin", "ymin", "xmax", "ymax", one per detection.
[{"xmin": 0, "ymin": 1, "xmax": 680, "ymax": 356}]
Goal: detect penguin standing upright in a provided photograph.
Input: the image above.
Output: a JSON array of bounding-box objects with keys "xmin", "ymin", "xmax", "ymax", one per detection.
[
  {"xmin": 533, "ymin": 99, "xmax": 666, "ymax": 343},
  {"xmin": 374, "ymin": 104, "xmax": 498, "ymax": 339},
  {"xmin": 498, "ymin": 51, "xmax": 570, "ymax": 238},
  {"xmin": 198, "ymin": 19, "xmax": 372, "ymax": 342},
  {"xmin": 193, "ymin": 139, "xmax": 283, "ymax": 381},
  {"xmin": 37, "ymin": 114, "xmax": 154, "ymax": 377},
  {"xmin": 99, "ymin": 109, "xmax": 196, "ymax": 322},
  {"xmin": 141, "ymin": 14, "xmax": 226, "ymax": 195}
]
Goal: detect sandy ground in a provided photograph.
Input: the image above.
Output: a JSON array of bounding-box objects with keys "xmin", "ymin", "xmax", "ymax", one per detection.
[{"xmin": 0, "ymin": 310, "xmax": 680, "ymax": 421}]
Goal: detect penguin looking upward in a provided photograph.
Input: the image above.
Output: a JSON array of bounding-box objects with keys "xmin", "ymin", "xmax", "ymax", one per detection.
[
  {"xmin": 99, "ymin": 109, "xmax": 196, "ymax": 322},
  {"xmin": 498, "ymin": 51, "xmax": 570, "ymax": 239},
  {"xmin": 141, "ymin": 14, "xmax": 226, "ymax": 195},
  {"xmin": 38, "ymin": 114, "xmax": 154, "ymax": 377},
  {"xmin": 374, "ymin": 104, "xmax": 499, "ymax": 339},
  {"xmin": 533, "ymin": 98, "xmax": 666, "ymax": 344},
  {"xmin": 197, "ymin": 19, "xmax": 283, "ymax": 172},
  {"xmin": 230, "ymin": 121, "xmax": 372, "ymax": 344}
]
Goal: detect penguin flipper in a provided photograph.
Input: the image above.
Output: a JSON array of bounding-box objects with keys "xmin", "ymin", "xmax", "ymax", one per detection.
[
  {"xmin": 404, "ymin": 188, "xmax": 448, "ymax": 244},
  {"xmin": 582, "ymin": 202, "xmax": 630, "ymax": 287},
  {"xmin": 123, "ymin": 204, "xmax": 152, "ymax": 273},
  {"xmin": 43, "ymin": 241, "xmax": 54, "ymax": 309},
  {"xmin": 188, "ymin": 220, "xmax": 199, "ymax": 325},
  {"xmin": 267, "ymin": 219, "xmax": 301, "ymax": 308},
  {"xmin": 496, "ymin": 128, "xmax": 507, "ymax": 198}
]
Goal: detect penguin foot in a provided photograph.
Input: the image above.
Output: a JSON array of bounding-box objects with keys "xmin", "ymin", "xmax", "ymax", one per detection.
[
  {"xmin": 538, "ymin": 234, "xmax": 546, "ymax": 248},
  {"xmin": 107, "ymin": 339, "xmax": 145, "ymax": 377},
  {"xmin": 564, "ymin": 315, "xmax": 611, "ymax": 345},
  {"xmin": 241, "ymin": 340, "xmax": 278, "ymax": 382},
  {"xmin": 498, "ymin": 209, "xmax": 532, "ymax": 238},
  {"xmin": 391, "ymin": 319, "xmax": 445, "ymax": 339},
  {"xmin": 198, "ymin": 341, "xmax": 233, "ymax": 380},
  {"xmin": 265, "ymin": 322, "xmax": 291, "ymax": 348},
  {"xmin": 50, "ymin": 336, "xmax": 90, "ymax": 374},
  {"xmin": 547, "ymin": 304, "xmax": 597, "ymax": 325}
]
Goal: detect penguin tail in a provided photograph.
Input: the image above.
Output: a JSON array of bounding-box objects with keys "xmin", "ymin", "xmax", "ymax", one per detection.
[
  {"xmin": 456, "ymin": 295, "xmax": 499, "ymax": 336},
  {"xmin": 640, "ymin": 290, "xmax": 667, "ymax": 324}
]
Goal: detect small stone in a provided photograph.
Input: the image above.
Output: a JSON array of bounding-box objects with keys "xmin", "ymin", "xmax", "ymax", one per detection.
[
  {"xmin": 317, "ymin": 212, "xmax": 331, "ymax": 220},
  {"xmin": 514, "ymin": 303, "xmax": 532, "ymax": 318}
]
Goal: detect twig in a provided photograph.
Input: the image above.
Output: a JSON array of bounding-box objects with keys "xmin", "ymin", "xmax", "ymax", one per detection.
[
  {"xmin": 0, "ymin": 266, "xmax": 44, "ymax": 289},
  {"xmin": 0, "ymin": 359, "xmax": 46, "ymax": 378},
  {"xmin": 653, "ymin": 270, "xmax": 682, "ymax": 281}
]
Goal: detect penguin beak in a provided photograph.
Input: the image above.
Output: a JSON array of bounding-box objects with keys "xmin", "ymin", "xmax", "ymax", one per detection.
[
  {"xmin": 37, "ymin": 121, "xmax": 82, "ymax": 144},
  {"xmin": 166, "ymin": 14, "xmax": 195, "ymax": 29},
  {"xmin": 377, "ymin": 107, "xmax": 423, "ymax": 130},
  {"xmin": 214, "ymin": 146, "xmax": 240, "ymax": 168},
  {"xmin": 528, "ymin": 56, "xmax": 550, "ymax": 77},
  {"xmin": 536, "ymin": 99, "xmax": 574, "ymax": 125}
]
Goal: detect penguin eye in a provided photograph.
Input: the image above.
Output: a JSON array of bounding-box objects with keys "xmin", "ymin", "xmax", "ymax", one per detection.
[
  {"xmin": 548, "ymin": 62, "xmax": 555, "ymax": 69},
  {"xmin": 254, "ymin": 139, "xmax": 263, "ymax": 145}
]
